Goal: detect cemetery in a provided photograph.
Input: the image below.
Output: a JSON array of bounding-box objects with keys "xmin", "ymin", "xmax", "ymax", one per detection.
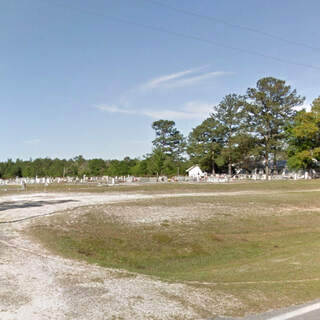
[{"xmin": 0, "ymin": 166, "xmax": 314, "ymax": 190}]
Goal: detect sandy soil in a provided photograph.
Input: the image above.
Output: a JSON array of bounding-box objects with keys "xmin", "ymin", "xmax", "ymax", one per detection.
[{"xmin": 0, "ymin": 191, "xmax": 255, "ymax": 319}]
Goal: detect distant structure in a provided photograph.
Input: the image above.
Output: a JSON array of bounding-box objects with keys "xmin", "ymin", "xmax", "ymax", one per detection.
[{"xmin": 186, "ymin": 165, "xmax": 204, "ymax": 178}]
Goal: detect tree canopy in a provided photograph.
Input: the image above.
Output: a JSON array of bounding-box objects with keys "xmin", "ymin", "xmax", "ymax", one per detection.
[
  {"xmin": 287, "ymin": 97, "xmax": 320, "ymax": 171},
  {"xmin": 246, "ymin": 77, "xmax": 305, "ymax": 179},
  {"xmin": 151, "ymin": 120, "xmax": 186, "ymax": 161},
  {"xmin": 187, "ymin": 117, "xmax": 223, "ymax": 174},
  {"xmin": 213, "ymin": 94, "xmax": 247, "ymax": 175}
]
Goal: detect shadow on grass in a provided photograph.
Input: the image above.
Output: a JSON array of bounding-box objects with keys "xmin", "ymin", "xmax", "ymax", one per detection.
[{"xmin": 0, "ymin": 199, "xmax": 78, "ymax": 212}]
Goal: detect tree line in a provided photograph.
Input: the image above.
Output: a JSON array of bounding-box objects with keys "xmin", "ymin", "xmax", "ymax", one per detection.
[{"xmin": 1, "ymin": 77, "xmax": 319, "ymax": 179}]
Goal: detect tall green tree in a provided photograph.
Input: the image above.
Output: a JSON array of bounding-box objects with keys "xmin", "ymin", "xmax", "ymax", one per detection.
[
  {"xmin": 88, "ymin": 159, "xmax": 107, "ymax": 176},
  {"xmin": 246, "ymin": 77, "xmax": 304, "ymax": 179},
  {"xmin": 287, "ymin": 96, "xmax": 320, "ymax": 171},
  {"xmin": 151, "ymin": 120, "xmax": 186, "ymax": 161},
  {"xmin": 73, "ymin": 155, "xmax": 88, "ymax": 177},
  {"xmin": 187, "ymin": 117, "xmax": 223, "ymax": 174},
  {"xmin": 310, "ymin": 96, "xmax": 320, "ymax": 113},
  {"xmin": 146, "ymin": 148, "xmax": 167, "ymax": 176},
  {"xmin": 213, "ymin": 94, "xmax": 247, "ymax": 176},
  {"xmin": 131, "ymin": 158, "xmax": 148, "ymax": 176}
]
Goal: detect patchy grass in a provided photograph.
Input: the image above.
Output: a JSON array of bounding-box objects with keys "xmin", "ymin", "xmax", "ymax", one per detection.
[{"xmin": 29, "ymin": 184, "xmax": 320, "ymax": 316}]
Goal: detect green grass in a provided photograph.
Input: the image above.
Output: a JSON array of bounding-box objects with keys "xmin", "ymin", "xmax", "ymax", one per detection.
[{"xmin": 28, "ymin": 182, "xmax": 320, "ymax": 316}]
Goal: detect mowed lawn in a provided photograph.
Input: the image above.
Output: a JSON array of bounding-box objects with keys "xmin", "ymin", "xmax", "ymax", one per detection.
[{"xmin": 29, "ymin": 180, "xmax": 320, "ymax": 316}]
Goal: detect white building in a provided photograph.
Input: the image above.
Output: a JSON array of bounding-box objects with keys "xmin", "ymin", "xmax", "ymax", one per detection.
[{"xmin": 186, "ymin": 165, "xmax": 204, "ymax": 178}]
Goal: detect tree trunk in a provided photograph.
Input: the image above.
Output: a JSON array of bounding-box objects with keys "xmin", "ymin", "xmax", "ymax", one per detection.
[
  {"xmin": 273, "ymin": 152, "xmax": 278, "ymax": 175},
  {"xmin": 228, "ymin": 133, "xmax": 232, "ymax": 177},
  {"xmin": 265, "ymin": 154, "xmax": 269, "ymax": 180},
  {"xmin": 265, "ymin": 138, "xmax": 270, "ymax": 180},
  {"xmin": 309, "ymin": 169, "xmax": 314, "ymax": 179},
  {"xmin": 228, "ymin": 157, "xmax": 232, "ymax": 176},
  {"xmin": 211, "ymin": 151, "xmax": 215, "ymax": 175}
]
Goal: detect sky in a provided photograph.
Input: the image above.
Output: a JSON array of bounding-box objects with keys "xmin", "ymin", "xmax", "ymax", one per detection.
[{"xmin": 1, "ymin": 0, "xmax": 320, "ymax": 161}]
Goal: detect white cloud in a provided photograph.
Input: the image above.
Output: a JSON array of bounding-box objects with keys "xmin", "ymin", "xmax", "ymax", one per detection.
[
  {"xmin": 293, "ymin": 101, "xmax": 311, "ymax": 112},
  {"xmin": 139, "ymin": 66, "xmax": 232, "ymax": 91},
  {"xmin": 144, "ymin": 67, "xmax": 200, "ymax": 89},
  {"xmin": 96, "ymin": 101, "xmax": 214, "ymax": 120},
  {"xmin": 24, "ymin": 138, "xmax": 40, "ymax": 145},
  {"xmin": 143, "ymin": 109, "xmax": 198, "ymax": 119},
  {"xmin": 165, "ymin": 71, "xmax": 233, "ymax": 88},
  {"xmin": 95, "ymin": 66, "xmax": 227, "ymax": 121},
  {"xmin": 96, "ymin": 105, "xmax": 136, "ymax": 114}
]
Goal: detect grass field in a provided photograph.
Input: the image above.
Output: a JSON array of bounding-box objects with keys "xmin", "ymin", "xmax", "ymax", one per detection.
[{"xmin": 28, "ymin": 180, "xmax": 320, "ymax": 316}]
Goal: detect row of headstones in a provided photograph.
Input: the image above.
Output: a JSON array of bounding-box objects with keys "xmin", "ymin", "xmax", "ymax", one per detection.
[
  {"xmin": 187, "ymin": 171, "xmax": 313, "ymax": 182},
  {"xmin": 0, "ymin": 175, "xmax": 141, "ymax": 185},
  {"xmin": 0, "ymin": 171, "xmax": 314, "ymax": 186}
]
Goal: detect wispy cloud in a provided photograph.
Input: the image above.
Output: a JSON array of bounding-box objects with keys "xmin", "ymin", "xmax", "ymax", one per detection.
[
  {"xmin": 96, "ymin": 101, "xmax": 214, "ymax": 120},
  {"xmin": 143, "ymin": 66, "xmax": 204, "ymax": 89},
  {"xmin": 24, "ymin": 138, "xmax": 40, "ymax": 145},
  {"xmin": 96, "ymin": 105, "xmax": 136, "ymax": 115},
  {"xmin": 95, "ymin": 66, "xmax": 229, "ymax": 121},
  {"xmin": 168, "ymin": 71, "xmax": 232, "ymax": 88},
  {"xmin": 140, "ymin": 66, "xmax": 233, "ymax": 91}
]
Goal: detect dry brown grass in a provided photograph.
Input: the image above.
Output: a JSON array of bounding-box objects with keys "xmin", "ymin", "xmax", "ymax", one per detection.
[{"xmin": 28, "ymin": 181, "xmax": 320, "ymax": 316}]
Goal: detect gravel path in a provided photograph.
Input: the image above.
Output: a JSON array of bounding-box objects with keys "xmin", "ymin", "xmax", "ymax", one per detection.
[
  {"xmin": 0, "ymin": 190, "xmax": 265, "ymax": 224},
  {"xmin": 2, "ymin": 189, "xmax": 320, "ymax": 319},
  {"xmin": 0, "ymin": 191, "xmax": 246, "ymax": 320}
]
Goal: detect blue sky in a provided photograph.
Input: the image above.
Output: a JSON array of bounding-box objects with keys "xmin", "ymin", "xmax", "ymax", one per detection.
[{"xmin": 1, "ymin": 0, "xmax": 319, "ymax": 161}]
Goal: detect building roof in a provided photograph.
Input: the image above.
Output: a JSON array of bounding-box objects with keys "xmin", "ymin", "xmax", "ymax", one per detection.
[{"xmin": 186, "ymin": 164, "xmax": 201, "ymax": 172}]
